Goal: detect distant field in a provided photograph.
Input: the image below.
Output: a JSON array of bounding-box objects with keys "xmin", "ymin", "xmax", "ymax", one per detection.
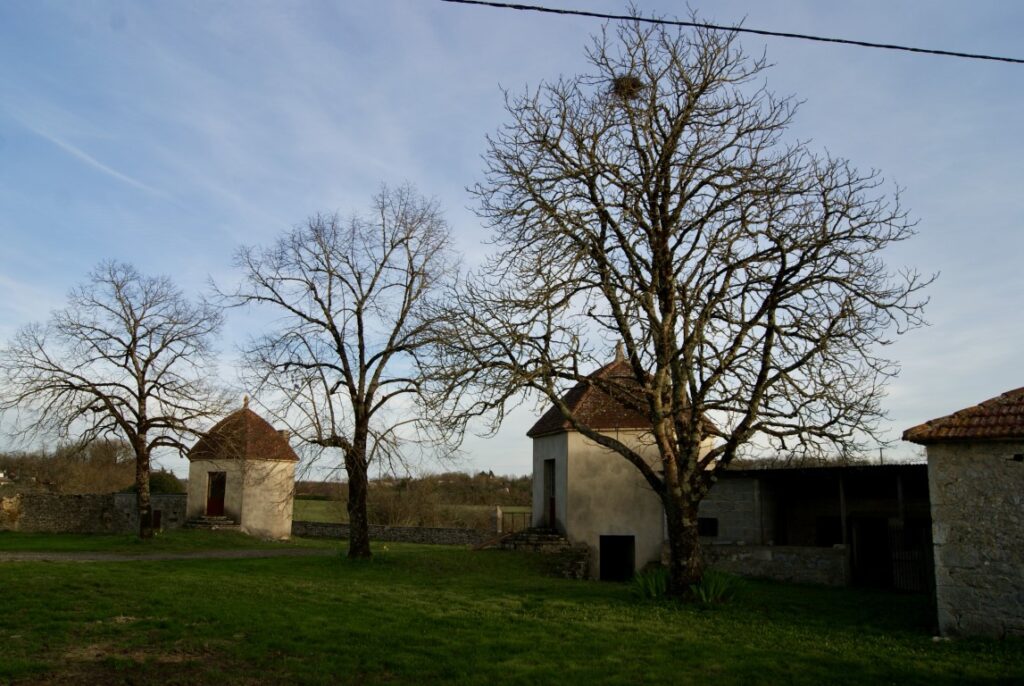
[
  {"xmin": 292, "ymin": 499, "xmax": 531, "ymax": 526},
  {"xmin": 1, "ymin": 533, "xmax": 1021, "ymax": 685},
  {"xmin": 293, "ymin": 498, "xmax": 347, "ymax": 523}
]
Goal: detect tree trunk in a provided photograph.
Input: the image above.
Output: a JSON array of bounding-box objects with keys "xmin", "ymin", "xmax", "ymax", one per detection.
[
  {"xmin": 135, "ymin": 445, "xmax": 153, "ymax": 540},
  {"xmin": 344, "ymin": 437, "xmax": 372, "ymax": 559},
  {"xmin": 664, "ymin": 498, "xmax": 703, "ymax": 597}
]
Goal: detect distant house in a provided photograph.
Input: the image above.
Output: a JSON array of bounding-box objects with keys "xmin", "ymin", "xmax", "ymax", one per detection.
[
  {"xmin": 904, "ymin": 388, "xmax": 1024, "ymax": 637},
  {"xmin": 186, "ymin": 401, "xmax": 298, "ymax": 539}
]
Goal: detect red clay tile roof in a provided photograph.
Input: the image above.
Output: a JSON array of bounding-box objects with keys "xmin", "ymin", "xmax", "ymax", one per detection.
[
  {"xmin": 188, "ymin": 407, "xmax": 299, "ymax": 462},
  {"xmin": 527, "ymin": 359, "xmax": 651, "ymax": 438},
  {"xmin": 903, "ymin": 387, "xmax": 1024, "ymax": 444}
]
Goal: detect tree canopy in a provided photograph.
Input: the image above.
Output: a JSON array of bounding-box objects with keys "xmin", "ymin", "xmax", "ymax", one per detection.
[{"xmin": 434, "ymin": 18, "xmax": 932, "ymax": 593}]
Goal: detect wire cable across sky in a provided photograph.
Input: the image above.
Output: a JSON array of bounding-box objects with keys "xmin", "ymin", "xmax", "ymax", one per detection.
[{"xmin": 439, "ymin": 0, "xmax": 1024, "ymax": 65}]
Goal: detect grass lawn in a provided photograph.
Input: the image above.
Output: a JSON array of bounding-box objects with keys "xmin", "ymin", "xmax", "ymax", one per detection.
[
  {"xmin": 291, "ymin": 500, "xmax": 531, "ymax": 526},
  {"xmin": 0, "ymin": 534, "xmax": 1021, "ymax": 685},
  {"xmin": 293, "ymin": 498, "xmax": 347, "ymax": 523},
  {"xmin": 0, "ymin": 529, "xmax": 336, "ymax": 554}
]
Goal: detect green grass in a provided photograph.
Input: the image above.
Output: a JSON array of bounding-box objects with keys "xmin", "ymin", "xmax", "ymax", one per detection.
[
  {"xmin": 0, "ymin": 534, "xmax": 1021, "ymax": 685},
  {"xmin": 0, "ymin": 529, "xmax": 336, "ymax": 554},
  {"xmin": 291, "ymin": 500, "xmax": 531, "ymax": 525},
  {"xmin": 293, "ymin": 498, "xmax": 347, "ymax": 523}
]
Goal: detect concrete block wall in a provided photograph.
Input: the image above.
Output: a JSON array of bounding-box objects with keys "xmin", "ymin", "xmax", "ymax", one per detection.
[{"xmin": 698, "ymin": 476, "xmax": 766, "ymax": 545}]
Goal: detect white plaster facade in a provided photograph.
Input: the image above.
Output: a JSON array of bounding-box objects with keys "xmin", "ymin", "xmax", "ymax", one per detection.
[
  {"xmin": 531, "ymin": 430, "xmax": 665, "ymax": 577},
  {"xmin": 186, "ymin": 457, "xmax": 295, "ymax": 540},
  {"xmin": 186, "ymin": 406, "xmax": 298, "ymax": 540},
  {"xmin": 531, "ymin": 428, "xmax": 714, "ymax": 578}
]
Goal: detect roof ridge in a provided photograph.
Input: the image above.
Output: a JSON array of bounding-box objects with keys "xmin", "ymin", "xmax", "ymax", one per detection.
[{"xmin": 903, "ymin": 385, "xmax": 1024, "ymax": 444}]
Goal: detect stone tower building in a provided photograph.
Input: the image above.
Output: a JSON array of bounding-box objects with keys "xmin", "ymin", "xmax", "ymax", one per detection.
[{"xmin": 186, "ymin": 401, "xmax": 297, "ymax": 539}]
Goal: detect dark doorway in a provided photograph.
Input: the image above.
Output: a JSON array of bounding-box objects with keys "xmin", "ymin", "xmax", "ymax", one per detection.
[
  {"xmin": 206, "ymin": 472, "xmax": 226, "ymax": 516},
  {"xmin": 152, "ymin": 510, "xmax": 162, "ymax": 531},
  {"xmin": 599, "ymin": 535, "xmax": 635, "ymax": 582},
  {"xmin": 851, "ymin": 516, "xmax": 891, "ymax": 587},
  {"xmin": 543, "ymin": 459, "xmax": 556, "ymax": 529}
]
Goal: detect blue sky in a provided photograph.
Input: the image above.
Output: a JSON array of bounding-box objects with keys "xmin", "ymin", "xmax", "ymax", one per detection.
[{"xmin": 2, "ymin": 1, "xmax": 1023, "ymax": 476}]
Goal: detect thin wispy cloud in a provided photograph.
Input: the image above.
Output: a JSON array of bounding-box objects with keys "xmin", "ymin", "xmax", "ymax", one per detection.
[
  {"xmin": 1, "ymin": 1, "xmax": 1023, "ymax": 473},
  {"xmin": 17, "ymin": 118, "xmax": 166, "ymax": 198}
]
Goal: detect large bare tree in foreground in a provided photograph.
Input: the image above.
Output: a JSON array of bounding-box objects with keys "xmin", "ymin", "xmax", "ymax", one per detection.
[
  {"xmin": 0, "ymin": 262, "xmax": 227, "ymax": 538},
  {"xmin": 435, "ymin": 20, "xmax": 932, "ymax": 594},
  {"xmin": 228, "ymin": 185, "xmax": 457, "ymax": 559}
]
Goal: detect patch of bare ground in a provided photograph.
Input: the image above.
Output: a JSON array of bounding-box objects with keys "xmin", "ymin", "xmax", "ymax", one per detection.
[{"xmin": 15, "ymin": 642, "xmax": 259, "ymax": 686}]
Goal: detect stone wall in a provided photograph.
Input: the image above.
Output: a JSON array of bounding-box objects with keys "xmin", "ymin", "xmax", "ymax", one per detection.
[
  {"xmin": 113, "ymin": 493, "xmax": 188, "ymax": 534},
  {"xmin": 927, "ymin": 441, "xmax": 1024, "ymax": 637},
  {"xmin": 704, "ymin": 544, "xmax": 850, "ymax": 587},
  {"xmin": 292, "ymin": 520, "xmax": 493, "ymax": 546},
  {"xmin": 0, "ymin": 492, "xmax": 186, "ymax": 534}
]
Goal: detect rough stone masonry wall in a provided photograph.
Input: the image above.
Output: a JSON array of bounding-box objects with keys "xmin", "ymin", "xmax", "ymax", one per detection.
[
  {"xmin": 0, "ymin": 493, "xmax": 187, "ymax": 534},
  {"xmin": 928, "ymin": 441, "xmax": 1024, "ymax": 637},
  {"xmin": 704, "ymin": 544, "xmax": 850, "ymax": 587},
  {"xmin": 292, "ymin": 520, "xmax": 492, "ymax": 546}
]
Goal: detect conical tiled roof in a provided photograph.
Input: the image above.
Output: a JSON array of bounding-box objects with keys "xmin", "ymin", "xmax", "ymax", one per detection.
[
  {"xmin": 188, "ymin": 407, "xmax": 299, "ymax": 462},
  {"xmin": 527, "ymin": 358, "xmax": 653, "ymax": 438},
  {"xmin": 903, "ymin": 387, "xmax": 1024, "ymax": 444}
]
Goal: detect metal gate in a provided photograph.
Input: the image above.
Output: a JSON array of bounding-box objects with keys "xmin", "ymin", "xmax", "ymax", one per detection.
[{"xmin": 888, "ymin": 521, "xmax": 932, "ymax": 593}]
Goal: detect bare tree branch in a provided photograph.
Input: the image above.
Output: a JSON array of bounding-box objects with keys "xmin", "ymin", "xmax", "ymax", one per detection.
[
  {"xmin": 432, "ymin": 16, "xmax": 933, "ymax": 595},
  {"xmin": 221, "ymin": 184, "xmax": 460, "ymax": 559},
  {"xmin": 0, "ymin": 261, "xmax": 230, "ymax": 538}
]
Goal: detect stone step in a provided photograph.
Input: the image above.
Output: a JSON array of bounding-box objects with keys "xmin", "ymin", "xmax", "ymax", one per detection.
[{"xmin": 186, "ymin": 515, "xmax": 240, "ymax": 530}]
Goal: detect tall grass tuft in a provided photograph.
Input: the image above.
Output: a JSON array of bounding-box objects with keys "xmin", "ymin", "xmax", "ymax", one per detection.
[
  {"xmin": 630, "ymin": 566, "xmax": 669, "ymax": 600},
  {"xmin": 689, "ymin": 570, "xmax": 745, "ymax": 605}
]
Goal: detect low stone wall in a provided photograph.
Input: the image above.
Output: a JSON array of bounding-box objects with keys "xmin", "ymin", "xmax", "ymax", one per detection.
[
  {"xmin": 0, "ymin": 492, "xmax": 187, "ymax": 534},
  {"xmin": 292, "ymin": 520, "xmax": 492, "ymax": 546},
  {"xmin": 704, "ymin": 543, "xmax": 850, "ymax": 587}
]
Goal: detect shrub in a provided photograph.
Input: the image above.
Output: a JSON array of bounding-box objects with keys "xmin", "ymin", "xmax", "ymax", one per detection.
[
  {"xmin": 630, "ymin": 566, "xmax": 669, "ymax": 601},
  {"xmin": 149, "ymin": 470, "xmax": 186, "ymax": 494},
  {"xmin": 689, "ymin": 570, "xmax": 744, "ymax": 606}
]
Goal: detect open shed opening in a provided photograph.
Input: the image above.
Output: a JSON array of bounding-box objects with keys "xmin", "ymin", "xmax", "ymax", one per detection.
[{"xmin": 599, "ymin": 535, "xmax": 636, "ymax": 582}]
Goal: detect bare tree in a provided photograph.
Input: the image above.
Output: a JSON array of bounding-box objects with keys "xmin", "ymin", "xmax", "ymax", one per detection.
[
  {"xmin": 0, "ymin": 261, "xmax": 228, "ymax": 538},
  {"xmin": 226, "ymin": 184, "xmax": 458, "ymax": 559},
  {"xmin": 434, "ymin": 19, "xmax": 932, "ymax": 594}
]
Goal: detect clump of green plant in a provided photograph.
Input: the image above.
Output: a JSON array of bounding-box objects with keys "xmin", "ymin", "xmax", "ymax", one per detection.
[
  {"xmin": 688, "ymin": 570, "xmax": 745, "ymax": 606},
  {"xmin": 631, "ymin": 566, "xmax": 669, "ymax": 600}
]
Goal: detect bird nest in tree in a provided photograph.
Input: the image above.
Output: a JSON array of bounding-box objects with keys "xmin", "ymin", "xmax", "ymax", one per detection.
[{"xmin": 611, "ymin": 74, "xmax": 645, "ymax": 101}]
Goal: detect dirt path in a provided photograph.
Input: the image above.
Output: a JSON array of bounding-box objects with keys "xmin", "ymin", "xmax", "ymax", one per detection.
[{"xmin": 0, "ymin": 548, "xmax": 338, "ymax": 563}]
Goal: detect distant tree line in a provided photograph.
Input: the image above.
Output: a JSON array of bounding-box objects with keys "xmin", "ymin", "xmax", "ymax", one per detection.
[{"xmin": 0, "ymin": 439, "xmax": 183, "ymax": 495}]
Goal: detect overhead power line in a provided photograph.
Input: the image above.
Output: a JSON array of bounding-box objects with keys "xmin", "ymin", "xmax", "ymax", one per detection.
[{"xmin": 439, "ymin": 0, "xmax": 1024, "ymax": 65}]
